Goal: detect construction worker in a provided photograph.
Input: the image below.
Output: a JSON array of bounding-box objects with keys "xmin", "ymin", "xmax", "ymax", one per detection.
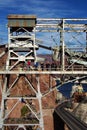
[
  {"xmin": 34, "ymin": 62, "xmax": 39, "ymax": 70},
  {"xmin": 46, "ymin": 62, "xmax": 50, "ymax": 71},
  {"xmin": 27, "ymin": 60, "xmax": 31, "ymax": 70},
  {"xmin": 40, "ymin": 62, "xmax": 44, "ymax": 70}
]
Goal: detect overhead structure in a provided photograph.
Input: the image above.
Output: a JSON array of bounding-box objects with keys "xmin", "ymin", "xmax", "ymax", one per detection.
[
  {"xmin": 0, "ymin": 15, "xmax": 87, "ymax": 130},
  {"xmin": 0, "ymin": 17, "xmax": 87, "ymax": 74}
]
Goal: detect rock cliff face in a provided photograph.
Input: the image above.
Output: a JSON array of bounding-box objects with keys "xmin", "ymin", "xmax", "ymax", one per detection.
[
  {"xmin": 6, "ymin": 74, "xmax": 57, "ymax": 115},
  {"xmin": 73, "ymin": 102, "xmax": 87, "ymax": 124},
  {"xmin": 1, "ymin": 75, "xmax": 58, "ymax": 130}
]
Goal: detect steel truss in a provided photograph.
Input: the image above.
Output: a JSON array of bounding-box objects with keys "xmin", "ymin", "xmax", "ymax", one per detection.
[{"xmin": 0, "ymin": 16, "xmax": 87, "ymax": 130}]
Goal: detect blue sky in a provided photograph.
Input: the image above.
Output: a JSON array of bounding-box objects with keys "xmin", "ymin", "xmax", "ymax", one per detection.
[{"xmin": 0, "ymin": 0, "xmax": 87, "ymax": 47}]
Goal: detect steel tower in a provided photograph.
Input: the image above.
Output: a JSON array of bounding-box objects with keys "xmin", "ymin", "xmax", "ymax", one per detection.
[{"xmin": 0, "ymin": 15, "xmax": 44, "ymax": 130}]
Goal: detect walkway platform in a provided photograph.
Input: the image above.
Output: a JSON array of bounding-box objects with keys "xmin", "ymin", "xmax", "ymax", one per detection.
[{"xmin": 0, "ymin": 70, "xmax": 87, "ymax": 75}]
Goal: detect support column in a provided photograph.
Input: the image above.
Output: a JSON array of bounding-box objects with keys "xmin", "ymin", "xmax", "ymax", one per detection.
[
  {"xmin": 33, "ymin": 27, "xmax": 37, "ymax": 63},
  {"xmin": 37, "ymin": 75, "xmax": 44, "ymax": 130},
  {"xmin": 60, "ymin": 19, "xmax": 65, "ymax": 71},
  {"xmin": 0, "ymin": 75, "xmax": 8, "ymax": 130},
  {"xmin": 86, "ymin": 32, "xmax": 87, "ymax": 52}
]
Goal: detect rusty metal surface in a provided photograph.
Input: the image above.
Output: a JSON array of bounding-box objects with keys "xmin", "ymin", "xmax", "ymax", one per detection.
[
  {"xmin": 8, "ymin": 20, "xmax": 36, "ymax": 27},
  {"xmin": 7, "ymin": 15, "xmax": 37, "ymax": 27},
  {"xmin": 7, "ymin": 15, "xmax": 36, "ymax": 19}
]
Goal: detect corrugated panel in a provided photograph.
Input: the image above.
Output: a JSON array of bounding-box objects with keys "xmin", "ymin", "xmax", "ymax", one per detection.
[
  {"xmin": 7, "ymin": 14, "xmax": 37, "ymax": 27},
  {"xmin": 8, "ymin": 19, "xmax": 36, "ymax": 27}
]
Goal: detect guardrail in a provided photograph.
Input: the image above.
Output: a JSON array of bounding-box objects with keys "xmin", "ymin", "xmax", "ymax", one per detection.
[
  {"xmin": 55, "ymin": 101, "xmax": 87, "ymax": 130},
  {"xmin": 0, "ymin": 65, "xmax": 87, "ymax": 71},
  {"xmin": 0, "ymin": 65, "xmax": 87, "ymax": 75}
]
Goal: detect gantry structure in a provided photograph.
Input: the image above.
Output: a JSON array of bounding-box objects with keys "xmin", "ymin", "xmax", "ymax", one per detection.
[{"xmin": 0, "ymin": 15, "xmax": 87, "ymax": 130}]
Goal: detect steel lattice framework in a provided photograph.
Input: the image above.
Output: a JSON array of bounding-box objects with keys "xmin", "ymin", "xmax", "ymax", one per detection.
[{"xmin": 0, "ymin": 15, "xmax": 87, "ymax": 130}]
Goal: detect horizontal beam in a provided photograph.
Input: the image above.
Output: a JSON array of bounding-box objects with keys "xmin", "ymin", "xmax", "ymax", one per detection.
[
  {"xmin": 3, "ymin": 97, "xmax": 37, "ymax": 100},
  {"xmin": 1, "ymin": 124, "xmax": 39, "ymax": 126},
  {"xmin": 36, "ymin": 24, "xmax": 86, "ymax": 28},
  {"xmin": 35, "ymin": 29, "xmax": 87, "ymax": 32},
  {"xmin": 0, "ymin": 70, "xmax": 87, "ymax": 74},
  {"xmin": 37, "ymin": 18, "xmax": 87, "ymax": 21}
]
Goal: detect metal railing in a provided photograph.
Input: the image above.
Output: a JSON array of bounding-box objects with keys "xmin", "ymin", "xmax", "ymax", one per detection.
[
  {"xmin": 0, "ymin": 65, "xmax": 86, "ymax": 75},
  {"xmin": 0, "ymin": 65, "xmax": 87, "ymax": 71}
]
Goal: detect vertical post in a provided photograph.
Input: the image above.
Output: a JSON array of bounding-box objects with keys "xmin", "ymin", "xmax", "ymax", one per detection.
[
  {"xmin": 6, "ymin": 27, "xmax": 11, "ymax": 70},
  {"xmin": 6, "ymin": 51, "xmax": 10, "ymax": 70},
  {"xmin": 6, "ymin": 27, "xmax": 10, "ymax": 70},
  {"xmin": 0, "ymin": 76, "xmax": 8, "ymax": 130},
  {"xmin": 37, "ymin": 75, "xmax": 44, "ymax": 130},
  {"xmin": 33, "ymin": 27, "xmax": 37, "ymax": 63},
  {"xmin": 86, "ymin": 32, "xmax": 87, "ymax": 52},
  {"xmin": 60, "ymin": 19, "xmax": 65, "ymax": 71},
  {"xmin": 8, "ymin": 27, "xmax": 10, "ymax": 48}
]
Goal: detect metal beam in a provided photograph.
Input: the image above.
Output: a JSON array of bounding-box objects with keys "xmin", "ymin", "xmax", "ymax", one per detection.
[{"xmin": 0, "ymin": 70, "xmax": 87, "ymax": 74}]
